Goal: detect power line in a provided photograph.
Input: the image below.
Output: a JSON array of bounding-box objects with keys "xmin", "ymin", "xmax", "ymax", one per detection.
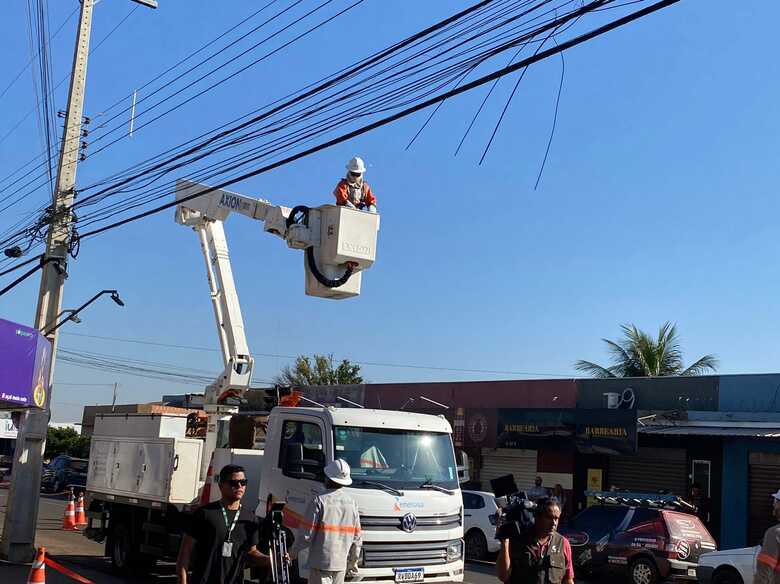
[
  {"xmin": 78, "ymin": 0, "xmax": 673, "ymax": 242},
  {"xmin": 70, "ymin": 0, "xmax": 569, "ymax": 220},
  {"xmin": 0, "ymin": 3, "xmax": 78, "ymax": 105},
  {"xmin": 0, "ymin": 0, "xmax": 364, "ymax": 227},
  {"xmin": 1, "ymin": 0, "xmax": 676, "ymax": 258},
  {"xmin": 59, "ymin": 331, "xmax": 575, "ymax": 377}
]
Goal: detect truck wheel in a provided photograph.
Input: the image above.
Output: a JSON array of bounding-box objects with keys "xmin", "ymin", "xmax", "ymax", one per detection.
[
  {"xmin": 110, "ymin": 523, "xmax": 132, "ymax": 572},
  {"xmin": 628, "ymin": 557, "xmax": 658, "ymax": 584}
]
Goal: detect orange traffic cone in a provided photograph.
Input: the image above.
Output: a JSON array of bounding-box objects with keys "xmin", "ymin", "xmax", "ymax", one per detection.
[
  {"xmin": 27, "ymin": 547, "xmax": 46, "ymax": 584},
  {"xmin": 62, "ymin": 492, "xmax": 77, "ymax": 530},
  {"xmin": 75, "ymin": 493, "xmax": 87, "ymax": 528},
  {"xmin": 200, "ymin": 453, "xmax": 214, "ymax": 505}
]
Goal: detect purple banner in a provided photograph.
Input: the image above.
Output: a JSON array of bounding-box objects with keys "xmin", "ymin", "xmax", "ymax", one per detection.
[{"xmin": 0, "ymin": 319, "xmax": 51, "ymax": 409}]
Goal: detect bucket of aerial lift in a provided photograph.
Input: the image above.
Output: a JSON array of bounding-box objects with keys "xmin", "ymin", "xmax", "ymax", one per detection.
[{"xmin": 303, "ymin": 205, "xmax": 378, "ymax": 299}]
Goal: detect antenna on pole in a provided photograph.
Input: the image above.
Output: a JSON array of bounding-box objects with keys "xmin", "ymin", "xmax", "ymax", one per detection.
[
  {"xmin": 336, "ymin": 396, "xmax": 364, "ymax": 408},
  {"xmin": 419, "ymin": 396, "xmax": 449, "ymax": 409},
  {"xmin": 298, "ymin": 395, "xmax": 326, "ymax": 408}
]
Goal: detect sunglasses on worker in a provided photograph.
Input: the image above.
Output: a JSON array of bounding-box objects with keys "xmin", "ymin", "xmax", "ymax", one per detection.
[{"xmin": 223, "ymin": 479, "xmax": 247, "ymax": 488}]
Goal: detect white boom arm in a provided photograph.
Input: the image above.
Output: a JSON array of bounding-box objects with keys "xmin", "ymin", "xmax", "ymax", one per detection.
[{"xmin": 174, "ymin": 179, "xmax": 379, "ymax": 479}]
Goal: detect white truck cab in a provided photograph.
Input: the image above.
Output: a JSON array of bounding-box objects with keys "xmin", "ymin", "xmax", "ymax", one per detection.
[{"xmin": 259, "ymin": 406, "xmax": 465, "ymax": 584}]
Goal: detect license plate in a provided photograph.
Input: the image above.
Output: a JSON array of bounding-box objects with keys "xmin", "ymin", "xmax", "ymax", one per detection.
[
  {"xmin": 394, "ymin": 568, "xmax": 424, "ymax": 583},
  {"xmin": 688, "ymin": 569, "xmax": 697, "ymax": 577}
]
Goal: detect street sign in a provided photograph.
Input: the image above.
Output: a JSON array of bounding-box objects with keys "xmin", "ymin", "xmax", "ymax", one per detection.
[{"xmin": 0, "ymin": 319, "xmax": 51, "ymax": 409}]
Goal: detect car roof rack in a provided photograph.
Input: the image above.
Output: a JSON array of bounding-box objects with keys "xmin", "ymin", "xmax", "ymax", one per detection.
[{"xmin": 584, "ymin": 490, "xmax": 697, "ymax": 512}]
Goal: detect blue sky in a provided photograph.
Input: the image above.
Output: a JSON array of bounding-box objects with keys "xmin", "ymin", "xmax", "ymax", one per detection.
[{"xmin": 1, "ymin": 1, "xmax": 779, "ymax": 423}]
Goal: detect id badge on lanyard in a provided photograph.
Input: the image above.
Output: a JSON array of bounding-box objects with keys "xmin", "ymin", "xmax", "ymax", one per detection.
[
  {"xmin": 222, "ymin": 541, "xmax": 233, "ymax": 558},
  {"xmin": 221, "ymin": 504, "xmax": 240, "ymax": 558}
]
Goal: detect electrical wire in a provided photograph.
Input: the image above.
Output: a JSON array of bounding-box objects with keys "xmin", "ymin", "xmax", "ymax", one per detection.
[
  {"xmin": 75, "ymin": 0, "xmax": 636, "ymax": 238},
  {"xmin": 0, "ymin": 0, "xmax": 366, "ymax": 230},
  {"xmin": 58, "ymin": 331, "xmax": 578, "ymax": 378},
  {"xmin": 534, "ymin": 38, "xmax": 565, "ymax": 189},
  {"xmin": 0, "ymin": 3, "xmax": 78, "ymax": 105},
  {"xmin": 0, "ymin": 0, "xmax": 678, "ymax": 256}
]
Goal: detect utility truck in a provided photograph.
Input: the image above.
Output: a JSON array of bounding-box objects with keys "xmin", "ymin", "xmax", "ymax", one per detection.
[{"xmin": 83, "ymin": 181, "xmax": 466, "ymax": 583}]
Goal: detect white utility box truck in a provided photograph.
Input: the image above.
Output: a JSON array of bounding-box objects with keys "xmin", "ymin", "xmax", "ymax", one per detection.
[
  {"xmin": 85, "ymin": 406, "xmax": 465, "ymax": 583},
  {"xmin": 83, "ymin": 180, "xmax": 465, "ymax": 582}
]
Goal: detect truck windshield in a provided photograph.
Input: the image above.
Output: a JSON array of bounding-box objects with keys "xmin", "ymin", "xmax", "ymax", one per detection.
[{"xmin": 334, "ymin": 426, "xmax": 459, "ymax": 490}]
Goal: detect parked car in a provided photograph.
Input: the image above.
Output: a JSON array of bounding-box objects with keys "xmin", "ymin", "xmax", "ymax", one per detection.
[
  {"xmin": 561, "ymin": 502, "xmax": 717, "ymax": 584},
  {"xmin": 697, "ymin": 546, "xmax": 758, "ymax": 584},
  {"xmin": 41, "ymin": 455, "xmax": 88, "ymax": 493},
  {"xmin": 462, "ymin": 490, "xmax": 500, "ymax": 559}
]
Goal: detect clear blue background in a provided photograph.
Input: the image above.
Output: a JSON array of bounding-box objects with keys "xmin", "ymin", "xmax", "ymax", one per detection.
[{"xmin": 0, "ymin": 1, "xmax": 777, "ymax": 423}]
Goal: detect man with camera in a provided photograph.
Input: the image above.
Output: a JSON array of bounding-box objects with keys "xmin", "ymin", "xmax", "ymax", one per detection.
[{"xmin": 496, "ymin": 497, "xmax": 574, "ymax": 584}]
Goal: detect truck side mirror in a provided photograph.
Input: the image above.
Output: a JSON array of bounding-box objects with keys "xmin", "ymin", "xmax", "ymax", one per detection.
[{"xmin": 457, "ymin": 451, "xmax": 470, "ymax": 484}]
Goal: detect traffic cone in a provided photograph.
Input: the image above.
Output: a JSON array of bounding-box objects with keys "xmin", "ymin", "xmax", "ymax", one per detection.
[
  {"xmin": 62, "ymin": 492, "xmax": 77, "ymax": 530},
  {"xmin": 27, "ymin": 547, "xmax": 46, "ymax": 584},
  {"xmin": 200, "ymin": 453, "xmax": 214, "ymax": 505},
  {"xmin": 75, "ymin": 493, "xmax": 87, "ymax": 528}
]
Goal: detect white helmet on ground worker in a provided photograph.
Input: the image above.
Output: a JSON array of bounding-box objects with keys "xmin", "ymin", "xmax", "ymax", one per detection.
[
  {"xmin": 324, "ymin": 459, "xmax": 352, "ymax": 486},
  {"xmin": 346, "ymin": 156, "xmax": 366, "ymax": 174}
]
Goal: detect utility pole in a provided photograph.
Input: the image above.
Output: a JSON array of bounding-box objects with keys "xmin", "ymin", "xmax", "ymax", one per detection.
[
  {"xmin": 0, "ymin": 0, "xmax": 157, "ymax": 563},
  {"xmin": 112, "ymin": 382, "xmax": 118, "ymax": 412}
]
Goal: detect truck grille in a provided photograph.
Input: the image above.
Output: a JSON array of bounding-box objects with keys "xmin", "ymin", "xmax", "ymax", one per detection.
[
  {"xmin": 360, "ymin": 513, "xmax": 461, "ymax": 531},
  {"xmin": 362, "ymin": 541, "xmax": 453, "ymax": 568}
]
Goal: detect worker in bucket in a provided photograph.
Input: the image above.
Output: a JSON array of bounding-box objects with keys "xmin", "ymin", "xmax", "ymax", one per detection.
[
  {"xmin": 291, "ymin": 459, "xmax": 362, "ymax": 584},
  {"xmin": 333, "ymin": 156, "xmax": 377, "ymax": 213}
]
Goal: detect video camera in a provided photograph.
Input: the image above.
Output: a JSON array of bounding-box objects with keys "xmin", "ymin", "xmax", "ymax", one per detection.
[{"xmin": 491, "ymin": 474, "xmax": 537, "ymax": 540}]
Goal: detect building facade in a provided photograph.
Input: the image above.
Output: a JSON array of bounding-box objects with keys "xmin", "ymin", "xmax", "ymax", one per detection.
[{"xmin": 311, "ymin": 373, "xmax": 780, "ymax": 549}]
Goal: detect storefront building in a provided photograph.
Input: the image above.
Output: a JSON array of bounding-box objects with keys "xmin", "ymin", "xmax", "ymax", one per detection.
[{"xmin": 307, "ymin": 372, "xmax": 780, "ymax": 549}]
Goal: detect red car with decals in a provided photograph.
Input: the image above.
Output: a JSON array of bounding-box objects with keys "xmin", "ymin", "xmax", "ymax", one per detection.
[{"xmin": 561, "ymin": 493, "xmax": 717, "ymax": 584}]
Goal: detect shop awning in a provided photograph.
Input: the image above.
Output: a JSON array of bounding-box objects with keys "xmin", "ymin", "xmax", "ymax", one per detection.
[{"xmin": 639, "ymin": 421, "xmax": 780, "ymax": 438}]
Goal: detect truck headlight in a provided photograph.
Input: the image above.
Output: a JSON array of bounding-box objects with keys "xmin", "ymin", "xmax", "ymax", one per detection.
[{"xmin": 447, "ymin": 540, "xmax": 463, "ymax": 561}]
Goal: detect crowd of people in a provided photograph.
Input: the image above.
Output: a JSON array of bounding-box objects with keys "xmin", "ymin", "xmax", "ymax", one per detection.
[{"xmin": 174, "ymin": 455, "xmax": 780, "ymax": 584}]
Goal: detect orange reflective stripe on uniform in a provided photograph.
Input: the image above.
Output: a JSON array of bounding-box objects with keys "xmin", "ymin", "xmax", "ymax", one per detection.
[
  {"xmin": 758, "ymin": 552, "xmax": 778, "ymax": 570},
  {"xmin": 283, "ymin": 506, "xmax": 361, "ymax": 534}
]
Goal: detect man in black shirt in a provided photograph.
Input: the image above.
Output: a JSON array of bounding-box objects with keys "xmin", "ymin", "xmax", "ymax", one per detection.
[
  {"xmin": 496, "ymin": 497, "xmax": 574, "ymax": 584},
  {"xmin": 177, "ymin": 464, "xmax": 269, "ymax": 584}
]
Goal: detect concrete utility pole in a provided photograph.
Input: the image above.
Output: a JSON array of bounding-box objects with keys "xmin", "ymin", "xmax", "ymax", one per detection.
[{"xmin": 0, "ymin": 0, "xmax": 157, "ymax": 563}]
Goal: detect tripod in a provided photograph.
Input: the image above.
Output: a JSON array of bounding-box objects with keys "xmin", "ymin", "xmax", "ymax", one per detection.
[{"xmin": 267, "ymin": 499, "xmax": 291, "ymax": 584}]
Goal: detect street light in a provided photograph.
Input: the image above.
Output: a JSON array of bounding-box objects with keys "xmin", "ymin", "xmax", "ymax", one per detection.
[
  {"xmin": 53, "ymin": 309, "xmax": 83, "ymax": 326},
  {"xmin": 43, "ymin": 289, "xmax": 125, "ymax": 335}
]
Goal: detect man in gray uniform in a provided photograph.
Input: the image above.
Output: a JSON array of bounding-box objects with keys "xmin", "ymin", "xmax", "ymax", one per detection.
[
  {"xmin": 291, "ymin": 459, "xmax": 362, "ymax": 584},
  {"xmin": 756, "ymin": 490, "xmax": 780, "ymax": 584}
]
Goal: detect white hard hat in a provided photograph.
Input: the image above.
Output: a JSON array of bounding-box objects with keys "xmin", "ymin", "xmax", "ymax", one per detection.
[
  {"xmin": 771, "ymin": 490, "xmax": 780, "ymax": 500},
  {"xmin": 346, "ymin": 156, "xmax": 366, "ymax": 174},
  {"xmin": 324, "ymin": 459, "xmax": 352, "ymax": 486}
]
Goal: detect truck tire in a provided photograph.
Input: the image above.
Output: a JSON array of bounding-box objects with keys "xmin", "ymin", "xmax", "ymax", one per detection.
[
  {"xmin": 110, "ymin": 523, "xmax": 132, "ymax": 572},
  {"xmin": 109, "ymin": 522, "xmax": 156, "ymax": 574}
]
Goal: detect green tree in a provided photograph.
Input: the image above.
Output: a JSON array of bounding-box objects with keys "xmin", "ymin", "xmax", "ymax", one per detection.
[
  {"xmin": 45, "ymin": 427, "xmax": 90, "ymax": 459},
  {"xmin": 275, "ymin": 354, "xmax": 363, "ymax": 386},
  {"xmin": 574, "ymin": 322, "xmax": 718, "ymax": 378}
]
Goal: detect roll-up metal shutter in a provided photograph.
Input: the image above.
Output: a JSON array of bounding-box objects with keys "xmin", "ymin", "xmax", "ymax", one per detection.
[
  {"xmin": 480, "ymin": 448, "xmax": 537, "ymax": 493},
  {"xmin": 749, "ymin": 453, "xmax": 780, "ymax": 546},
  {"xmin": 609, "ymin": 447, "xmax": 687, "ymax": 496}
]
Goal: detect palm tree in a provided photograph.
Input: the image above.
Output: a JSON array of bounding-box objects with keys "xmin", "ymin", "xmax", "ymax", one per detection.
[{"xmin": 575, "ymin": 322, "xmax": 718, "ymax": 378}]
